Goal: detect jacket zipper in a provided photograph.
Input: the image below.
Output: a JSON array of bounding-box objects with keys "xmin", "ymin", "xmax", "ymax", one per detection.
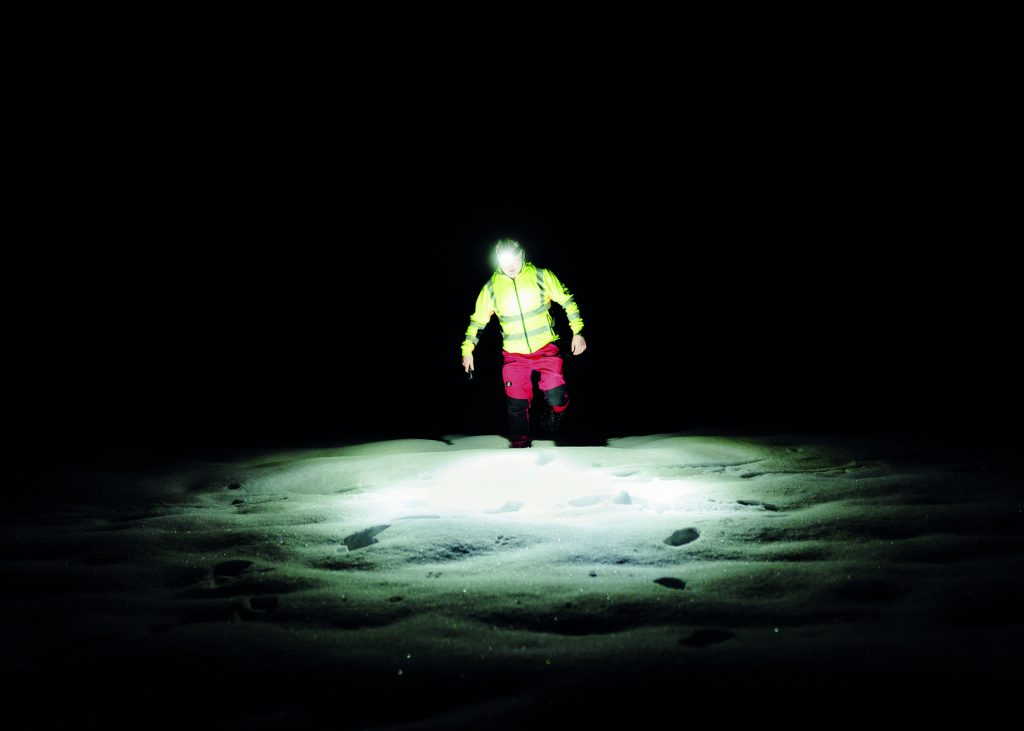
[{"xmin": 511, "ymin": 277, "xmax": 532, "ymax": 353}]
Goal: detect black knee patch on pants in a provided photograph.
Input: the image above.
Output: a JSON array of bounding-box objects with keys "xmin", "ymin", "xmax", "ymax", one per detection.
[
  {"xmin": 543, "ymin": 385, "xmax": 568, "ymax": 408},
  {"xmin": 507, "ymin": 397, "xmax": 530, "ymax": 436}
]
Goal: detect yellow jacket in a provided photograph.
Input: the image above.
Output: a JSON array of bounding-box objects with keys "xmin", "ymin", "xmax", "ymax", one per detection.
[{"xmin": 462, "ymin": 262, "xmax": 584, "ymax": 356}]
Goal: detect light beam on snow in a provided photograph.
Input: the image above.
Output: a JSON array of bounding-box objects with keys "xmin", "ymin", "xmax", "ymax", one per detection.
[{"xmin": 371, "ymin": 446, "xmax": 710, "ymax": 518}]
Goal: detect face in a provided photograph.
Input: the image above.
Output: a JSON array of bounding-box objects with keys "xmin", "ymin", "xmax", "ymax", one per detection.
[{"xmin": 499, "ymin": 250, "xmax": 524, "ymax": 278}]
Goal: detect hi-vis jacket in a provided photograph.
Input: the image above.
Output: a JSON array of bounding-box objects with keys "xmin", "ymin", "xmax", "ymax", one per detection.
[{"xmin": 461, "ymin": 262, "xmax": 584, "ymax": 356}]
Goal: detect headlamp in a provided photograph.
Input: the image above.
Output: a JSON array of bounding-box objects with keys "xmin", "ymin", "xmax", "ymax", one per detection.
[{"xmin": 498, "ymin": 250, "xmax": 522, "ymax": 268}]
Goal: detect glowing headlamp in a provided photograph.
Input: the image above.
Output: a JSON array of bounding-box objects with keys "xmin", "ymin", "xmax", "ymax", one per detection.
[{"xmin": 498, "ymin": 249, "xmax": 522, "ymax": 268}]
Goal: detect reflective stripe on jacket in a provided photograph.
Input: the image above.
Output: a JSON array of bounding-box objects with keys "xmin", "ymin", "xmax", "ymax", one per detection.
[{"xmin": 461, "ymin": 262, "xmax": 584, "ymax": 356}]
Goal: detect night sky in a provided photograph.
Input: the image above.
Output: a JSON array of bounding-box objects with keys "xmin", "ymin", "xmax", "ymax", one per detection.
[
  {"xmin": 22, "ymin": 23, "xmax": 1015, "ymax": 469},
  {"xmin": 31, "ymin": 161, "xmax": 1011, "ymax": 470}
]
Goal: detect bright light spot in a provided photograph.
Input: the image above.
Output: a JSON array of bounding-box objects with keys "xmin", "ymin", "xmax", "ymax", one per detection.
[
  {"xmin": 369, "ymin": 448, "xmax": 710, "ymax": 519},
  {"xmin": 498, "ymin": 250, "xmax": 521, "ymax": 268}
]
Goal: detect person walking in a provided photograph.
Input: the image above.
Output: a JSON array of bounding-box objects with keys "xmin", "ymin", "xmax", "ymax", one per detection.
[{"xmin": 460, "ymin": 239, "xmax": 587, "ymax": 447}]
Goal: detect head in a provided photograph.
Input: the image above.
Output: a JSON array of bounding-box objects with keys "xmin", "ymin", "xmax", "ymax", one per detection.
[{"xmin": 495, "ymin": 238, "xmax": 525, "ymax": 278}]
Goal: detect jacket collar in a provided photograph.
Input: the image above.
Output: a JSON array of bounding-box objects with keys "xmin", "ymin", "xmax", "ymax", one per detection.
[{"xmin": 497, "ymin": 261, "xmax": 534, "ymax": 281}]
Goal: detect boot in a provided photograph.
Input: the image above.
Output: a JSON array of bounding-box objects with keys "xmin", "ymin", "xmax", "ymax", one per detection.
[
  {"xmin": 507, "ymin": 398, "xmax": 530, "ymax": 448},
  {"xmin": 544, "ymin": 406, "xmax": 568, "ymax": 435}
]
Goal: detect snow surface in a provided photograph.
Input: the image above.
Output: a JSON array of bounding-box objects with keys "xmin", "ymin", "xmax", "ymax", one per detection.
[{"xmin": 3, "ymin": 433, "xmax": 1021, "ymax": 728}]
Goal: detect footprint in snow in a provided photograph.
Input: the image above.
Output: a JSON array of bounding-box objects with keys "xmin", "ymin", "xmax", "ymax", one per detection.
[
  {"xmin": 486, "ymin": 501, "xmax": 524, "ymax": 514},
  {"xmin": 664, "ymin": 528, "xmax": 700, "ymax": 546},
  {"xmin": 654, "ymin": 577, "xmax": 686, "ymax": 590},
  {"xmin": 343, "ymin": 525, "xmax": 390, "ymax": 551},
  {"xmin": 737, "ymin": 500, "xmax": 781, "ymax": 512},
  {"xmin": 680, "ymin": 629, "xmax": 736, "ymax": 647},
  {"xmin": 214, "ymin": 560, "xmax": 253, "ymax": 578}
]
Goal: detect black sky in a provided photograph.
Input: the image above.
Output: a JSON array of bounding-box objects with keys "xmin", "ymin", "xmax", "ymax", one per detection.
[
  {"xmin": 31, "ymin": 155, "xmax": 1012, "ymax": 465},
  {"xmin": 21, "ymin": 24, "xmax": 1016, "ymax": 467}
]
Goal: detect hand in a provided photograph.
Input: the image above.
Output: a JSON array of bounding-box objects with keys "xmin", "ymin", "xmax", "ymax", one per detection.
[
  {"xmin": 462, "ymin": 354, "xmax": 474, "ymax": 373},
  {"xmin": 571, "ymin": 334, "xmax": 587, "ymax": 355}
]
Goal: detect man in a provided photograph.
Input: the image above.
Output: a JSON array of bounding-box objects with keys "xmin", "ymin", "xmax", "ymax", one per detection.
[{"xmin": 461, "ymin": 239, "xmax": 587, "ymax": 447}]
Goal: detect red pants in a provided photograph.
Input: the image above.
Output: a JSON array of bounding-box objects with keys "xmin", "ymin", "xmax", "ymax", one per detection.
[
  {"xmin": 502, "ymin": 342, "xmax": 566, "ymax": 403},
  {"xmin": 502, "ymin": 342, "xmax": 568, "ymax": 446}
]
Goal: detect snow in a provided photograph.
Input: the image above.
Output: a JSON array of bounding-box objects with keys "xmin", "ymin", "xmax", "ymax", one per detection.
[{"xmin": 3, "ymin": 433, "xmax": 1021, "ymax": 728}]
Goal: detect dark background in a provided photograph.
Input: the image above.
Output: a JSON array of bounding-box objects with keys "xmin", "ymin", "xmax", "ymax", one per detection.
[
  {"xmin": 6, "ymin": 18, "xmax": 1018, "ymax": 726},
  {"xmin": 18, "ymin": 18, "xmax": 1016, "ymax": 468},
  {"xmin": 29, "ymin": 171, "xmax": 1013, "ymax": 465}
]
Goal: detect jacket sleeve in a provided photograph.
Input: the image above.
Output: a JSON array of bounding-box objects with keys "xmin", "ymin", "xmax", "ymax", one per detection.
[
  {"xmin": 543, "ymin": 268, "xmax": 584, "ymax": 335},
  {"xmin": 461, "ymin": 283, "xmax": 494, "ymax": 356}
]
